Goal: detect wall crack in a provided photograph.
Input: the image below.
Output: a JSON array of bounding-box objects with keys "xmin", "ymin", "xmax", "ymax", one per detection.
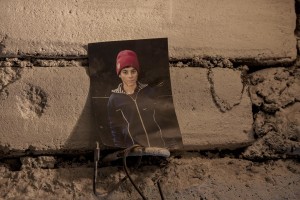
[{"xmin": 207, "ymin": 68, "xmax": 245, "ymax": 113}]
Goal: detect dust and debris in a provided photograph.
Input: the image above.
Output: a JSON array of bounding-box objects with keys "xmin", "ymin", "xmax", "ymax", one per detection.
[
  {"xmin": 244, "ymin": 67, "xmax": 300, "ymax": 159},
  {"xmin": 21, "ymin": 156, "xmax": 56, "ymax": 169},
  {"xmin": 33, "ymin": 59, "xmax": 87, "ymax": 67},
  {"xmin": 0, "ymin": 58, "xmax": 33, "ymax": 67},
  {"xmin": 0, "ymin": 57, "xmax": 87, "ymax": 67},
  {"xmin": 0, "ymin": 154, "xmax": 299, "ymax": 199},
  {"xmin": 244, "ymin": 103, "xmax": 300, "ymax": 159},
  {"xmin": 0, "ymin": 67, "xmax": 23, "ymax": 96},
  {"xmin": 249, "ymin": 67, "xmax": 300, "ymax": 113},
  {"xmin": 16, "ymin": 84, "xmax": 48, "ymax": 119},
  {"xmin": 171, "ymin": 56, "xmax": 234, "ymax": 69},
  {"xmin": 192, "ymin": 56, "xmax": 234, "ymax": 68},
  {"xmin": 0, "ymin": 88, "xmax": 9, "ymax": 100}
]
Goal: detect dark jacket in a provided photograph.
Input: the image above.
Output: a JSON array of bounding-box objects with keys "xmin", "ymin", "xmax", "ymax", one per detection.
[{"xmin": 107, "ymin": 82, "xmax": 166, "ymax": 148}]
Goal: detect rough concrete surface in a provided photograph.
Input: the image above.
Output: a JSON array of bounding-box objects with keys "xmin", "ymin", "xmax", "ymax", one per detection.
[
  {"xmin": 0, "ymin": 57, "xmax": 88, "ymax": 68},
  {"xmin": 0, "ymin": 67, "xmax": 98, "ymax": 152},
  {"xmin": 0, "ymin": 154, "xmax": 299, "ymax": 199},
  {"xmin": 170, "ymin": 67, "xmax": 253, "ymax": 150},
  {"xmin": 249, "ymin": 67, "xmax": 300, "ymax": 113},
  {"xmin": 0, "ymin": 0, "xmax": 296, "ymax": 60},
  {"xmin": 0, "ymin": 0, "xmax": 299, "ymax": 199},
  {"xmin": 244, "ymin": 67, "xmax": 300, "ymax": 159},
  {"xmin": 0, "ymin": 65, "xmax": 253, "ymax": 153}
]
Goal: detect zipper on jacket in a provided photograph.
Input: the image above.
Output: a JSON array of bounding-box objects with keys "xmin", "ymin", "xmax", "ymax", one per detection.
[
  {"xmin": 129, "ymin": 96, "xmax": 151, "ymax": 147},
  {"xmin": 116, "ymin": 109, "xmax": 135, "ymax": 145},
  {"xmin": 153, "ymin": 109, "xmax": 166, "ymax": 147}
]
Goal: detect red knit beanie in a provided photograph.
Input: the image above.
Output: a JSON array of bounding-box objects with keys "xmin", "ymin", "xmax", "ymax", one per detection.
[{"xmin": 116, "ymin": 50, "xmax": 140, "ymax": 75}]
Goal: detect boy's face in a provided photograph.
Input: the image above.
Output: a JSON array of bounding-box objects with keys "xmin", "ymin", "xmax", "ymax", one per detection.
[{"xmin": 119, "ymin": 67, "xmax": 138, "ymax": 87}]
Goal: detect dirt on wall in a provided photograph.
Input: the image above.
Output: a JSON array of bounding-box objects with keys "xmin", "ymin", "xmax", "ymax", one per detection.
[
  {"xmin": 0, "ymin": 154, "xmax": 299, "ymax": 199},
  {"xmin": 244, "ymin": 66, "xmax": 300, "ymax": 159}
]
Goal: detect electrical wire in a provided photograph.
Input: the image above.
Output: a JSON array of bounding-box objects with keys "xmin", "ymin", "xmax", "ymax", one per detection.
[
  {"xmin": 123, "ymin": 145, "xmax": 147, "ymax": 200},
  {"xmin": 94, "ymin": 144, "xmax": 166, "ymax": 200},
  {"xmin": 157, "ymin": 180, "xmax": 165, "ymax": 200}
]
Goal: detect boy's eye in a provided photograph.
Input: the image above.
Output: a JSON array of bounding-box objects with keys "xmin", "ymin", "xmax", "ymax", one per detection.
[
  {"xmin": 121, "ymin": 68, "xmax": 137, "ymax": 75},
  {"xmin": 131, "ymin": 70, "xmax": 137, "ymax": 74}
]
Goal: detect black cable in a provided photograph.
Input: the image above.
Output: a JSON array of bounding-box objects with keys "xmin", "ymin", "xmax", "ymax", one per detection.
[
  {"xmin": 93, "ymin": 142, "xmax": 100, "ymax": 197},
  {"xmin": 123, "ymin": 145, "xmax": 147, "ymax": 200},
  {"xmin": 93, "ymin": 161, "xmax": 98, "ymax": 196},
  {"xmin": 93, "ymin": 142, "xmax": 128, "ymax": 199},
  {"xmin": 94, "ymin": 144, "xmax": 166, "ymax": 200},
  {"xmin": 157, "ymin": 180, "xmax": 165, "ymax": 200}
]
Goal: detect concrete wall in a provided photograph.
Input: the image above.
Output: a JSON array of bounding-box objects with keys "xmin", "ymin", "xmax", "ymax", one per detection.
[
  {"xmin": 0, "ymin": 0, "xmax": 296, "ymax": 59},
  {"xmin": 0, "ymin": 0, "xmax": 299, "ymax": 157}
]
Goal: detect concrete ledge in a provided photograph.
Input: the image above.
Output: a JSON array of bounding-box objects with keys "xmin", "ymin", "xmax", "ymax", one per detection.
[
  {"xmin": 0, "ymin": 0, "xmax": 296, "ymax": 61},
  {"xmin": 0, "ymin": 66, "xmax": 254, "ymax": 153}
]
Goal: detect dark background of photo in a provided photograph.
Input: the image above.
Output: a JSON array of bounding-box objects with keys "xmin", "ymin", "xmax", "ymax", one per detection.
[{"xmin": 88, "ymin": 38, "xmax": 182, "ymax": 148}]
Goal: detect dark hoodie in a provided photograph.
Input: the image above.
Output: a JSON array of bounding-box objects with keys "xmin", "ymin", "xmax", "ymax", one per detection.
[{"xmin": 107, "ymin": 82, "xmax": 166, "ymax": 148}]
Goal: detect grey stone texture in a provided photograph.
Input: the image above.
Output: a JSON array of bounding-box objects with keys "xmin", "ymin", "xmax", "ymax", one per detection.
[{"xmin": 0, "ymin": 0, "xmax": 296, "ymax": 61}]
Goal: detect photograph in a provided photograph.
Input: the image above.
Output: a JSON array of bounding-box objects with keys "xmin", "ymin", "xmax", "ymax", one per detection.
[{"xmin": 88, "ymin": 38, "xmax": 183, "ymax": 149}]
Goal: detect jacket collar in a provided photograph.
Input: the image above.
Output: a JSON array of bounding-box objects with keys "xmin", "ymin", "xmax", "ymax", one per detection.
[{"xmin": 112, "ymin": 82, "xmax": 148, "ymax": 94}]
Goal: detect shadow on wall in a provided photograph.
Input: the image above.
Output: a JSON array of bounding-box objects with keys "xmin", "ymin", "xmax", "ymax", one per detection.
[{"xmin": 62, "ymin": 67, "xmax": 101, "ymax": 152}]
